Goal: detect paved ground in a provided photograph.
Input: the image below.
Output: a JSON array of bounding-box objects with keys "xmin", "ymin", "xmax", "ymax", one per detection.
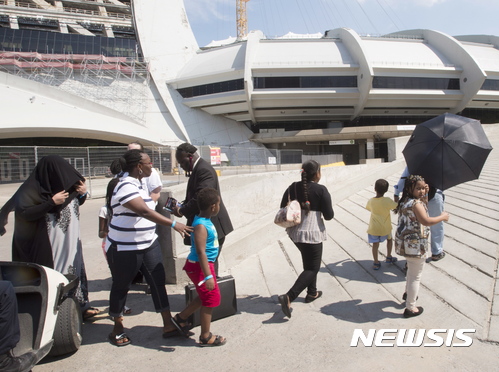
[{"xmin": 0, "ymin": 128, "xmax": 498, "ymax": 371}]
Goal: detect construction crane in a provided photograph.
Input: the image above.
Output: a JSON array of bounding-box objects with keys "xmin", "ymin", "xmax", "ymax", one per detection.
[{"xmin": 236, "ymin": 0, "xmax": 249, "ymax": 40}]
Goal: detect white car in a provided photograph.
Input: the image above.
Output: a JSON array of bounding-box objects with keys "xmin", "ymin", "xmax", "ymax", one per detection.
[{"xmin": 0, "ymin": 261, "xmax": 82, "ymax": 371}]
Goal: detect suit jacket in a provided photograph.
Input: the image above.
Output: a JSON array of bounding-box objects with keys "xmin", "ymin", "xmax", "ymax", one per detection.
[{"xmin": 180, "ymin": 158, "xmax": 233, "ymax": 245}]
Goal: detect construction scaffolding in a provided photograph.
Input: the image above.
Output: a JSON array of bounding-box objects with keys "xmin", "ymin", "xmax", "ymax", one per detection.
[{"xmin": 0, "ymin": 51, "xmax": 150, "ymax": 123}]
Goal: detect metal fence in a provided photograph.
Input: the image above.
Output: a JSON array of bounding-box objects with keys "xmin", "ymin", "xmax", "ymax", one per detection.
[
  {"xmin": 0, "ymin": 145, "xmax": 172, "ymax": 179},
  {"xmin": 0, "ymin": 145, "xmax": 343, "ymax": 197}
]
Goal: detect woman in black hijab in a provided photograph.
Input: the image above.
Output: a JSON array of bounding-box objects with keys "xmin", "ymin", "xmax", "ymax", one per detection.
[{"xmin": 0, "ymin": 155, "xmax": 98, "ymax": 318}]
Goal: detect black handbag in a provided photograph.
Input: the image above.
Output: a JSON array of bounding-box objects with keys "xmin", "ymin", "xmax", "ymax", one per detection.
[{"xmin": 184, "ymin": 275, "xmax": 237, "ymax": 327}]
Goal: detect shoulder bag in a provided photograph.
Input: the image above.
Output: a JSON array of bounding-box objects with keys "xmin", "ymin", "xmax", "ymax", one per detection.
[{"xmin": 274, "ymin": 184, "xmax": 301, "ymax": 228}]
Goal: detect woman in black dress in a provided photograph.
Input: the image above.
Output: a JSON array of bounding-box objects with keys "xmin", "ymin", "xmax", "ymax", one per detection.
[{"xmin": 0, "ymin": 155, "xmax": 98, "ymax": 319}]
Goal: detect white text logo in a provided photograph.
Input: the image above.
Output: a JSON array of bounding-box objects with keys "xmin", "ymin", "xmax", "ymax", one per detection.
[{"xmin": 350, "ymin": 329, "xmax": 475, "ymax": 347}]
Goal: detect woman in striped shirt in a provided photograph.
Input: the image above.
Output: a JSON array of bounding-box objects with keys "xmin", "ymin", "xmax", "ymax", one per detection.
[{"xmin": 106, "ymin": 149, "xmax": 192, "ymax": 346}]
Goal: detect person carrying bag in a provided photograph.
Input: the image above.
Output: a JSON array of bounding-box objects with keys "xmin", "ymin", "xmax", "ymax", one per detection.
[{"xmin": 276, "ymin": 160, "xmax": 334, "ymax": 318}]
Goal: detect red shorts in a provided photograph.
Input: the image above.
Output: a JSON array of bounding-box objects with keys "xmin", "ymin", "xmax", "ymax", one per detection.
[{"xmin": 183, "ymin": 260, "xmax": 221, "ymax": 307}]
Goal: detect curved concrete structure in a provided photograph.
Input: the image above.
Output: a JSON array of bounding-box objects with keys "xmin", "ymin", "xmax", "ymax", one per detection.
[
  {"xmin": 0, "ymin": 72, "xmax": 148, "ymax": 143},
  {"xmin": 0, "ymin": 0, "xmax": 498, "ymax": 151},
  {"xmin": 174, "ymin": 26, "xmax": 499, "ymax": 125}
]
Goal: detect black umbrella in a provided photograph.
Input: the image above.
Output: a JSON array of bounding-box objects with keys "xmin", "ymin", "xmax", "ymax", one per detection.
[{"xmin": 402, "ymin": 113, "xmax": 493, "ymax": 190}]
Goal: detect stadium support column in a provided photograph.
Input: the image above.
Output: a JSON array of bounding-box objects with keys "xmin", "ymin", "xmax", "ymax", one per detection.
[
  {"xmin": 244, "ymin": 30, "xmax": 264, "ymax": 125},
  {"xmin": 366, "ymin": 138, "xmax": 374, "ymax": 159}
]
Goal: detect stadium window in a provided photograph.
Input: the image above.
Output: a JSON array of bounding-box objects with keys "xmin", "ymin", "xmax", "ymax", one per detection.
[
  {"xmin": 253, "ymin": 76, "xmax": 357, "ymax": 89},
  {"xmin": 0, "ymin": 27, "xmax": 138, "ymax": 57},
  {"xmin": 373, "ymin": 76, "xmax": 460, "ymax": 90},
  {"xmin": 177, "ymin": 79, "xmax": 245, "ymax": 98},
  {"xmin": 481, "ymin": 79, "xmax": 499, "ymax": 91}
]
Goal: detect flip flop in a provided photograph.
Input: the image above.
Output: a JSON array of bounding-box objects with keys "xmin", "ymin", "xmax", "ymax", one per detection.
[
  {"xmin": 108, "ymin": 333, "xmax": 131, "ymax": 347},
  {"xmin": 373, "ymin": 262, "xmax": 381, "ymax": 270},
  {"xmin": 83, "ymin": 307, "xmax": 100, "ymax": 320},
  {"xmin": 170, "ymin": 316, "xmax": 190, "ymax": 338}
]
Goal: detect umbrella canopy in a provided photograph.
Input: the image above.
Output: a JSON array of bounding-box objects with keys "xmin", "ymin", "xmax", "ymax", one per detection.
[{"xmin": 402, "ymin": 113, "xmax": 493, "ymax": 190}]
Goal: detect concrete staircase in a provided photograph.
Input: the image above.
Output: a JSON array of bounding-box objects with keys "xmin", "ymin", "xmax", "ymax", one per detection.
[{"xmin": 228, "ymin": 131, "xmax": 499, "ymax": 342}]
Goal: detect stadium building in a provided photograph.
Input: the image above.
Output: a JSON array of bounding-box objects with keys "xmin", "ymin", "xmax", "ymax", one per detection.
[{"xmin": 1, "ymin": 0, "xmax": 498, "ymax": 163}]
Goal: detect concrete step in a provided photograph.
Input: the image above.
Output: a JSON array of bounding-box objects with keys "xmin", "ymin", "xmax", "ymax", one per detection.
[
  {"xmin": 258, "ymin": 240, "xmax": 300, "ymax": 297},
  {"xmin": 445, "ymin": 224, "xmax": 497, "ymax": 258},
  {"xmin": 445, "ymin": 194, "xmax": 499, "ymax": 221},
  {"xmin": 332, "ymin": 165, "xmax": 497, "ymax": 338},
  {"xmin": 229, "ymin": 253, "xmax": 270, "ymax": 298},
  {"xmin": 221, "ymin": 210, "xmax": 288, "ymax": 270},
  {"xmin": 423, "ymin": 261, "xmax": 491, "ymax": 327},
  {"xmin": 444, "ymin": 236, "xmax": 497, "ymax": 278}
]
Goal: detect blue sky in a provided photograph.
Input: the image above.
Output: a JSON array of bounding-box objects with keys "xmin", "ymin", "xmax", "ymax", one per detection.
[{"xmin": 184, "ymin": 0, "xmax": 499, "ymax": 47}]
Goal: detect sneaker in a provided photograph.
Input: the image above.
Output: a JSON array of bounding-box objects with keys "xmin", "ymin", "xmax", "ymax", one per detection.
[{"xmin": 431, "ymin": 252, "xmax": 446, "ymax": 261}]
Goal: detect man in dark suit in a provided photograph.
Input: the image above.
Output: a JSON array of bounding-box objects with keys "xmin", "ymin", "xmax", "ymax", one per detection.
[{"xmin": 172, "ymin": 143, "xmax": 233, "ymax": 276}]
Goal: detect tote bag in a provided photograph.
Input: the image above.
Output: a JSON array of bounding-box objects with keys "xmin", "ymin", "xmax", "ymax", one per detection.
[{"xmin": 274, "ymin": 186, "xmax": 301, "ymax": 228}]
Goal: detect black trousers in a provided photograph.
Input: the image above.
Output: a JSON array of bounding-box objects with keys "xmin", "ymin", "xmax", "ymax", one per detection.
[
  {"xmin": 214, "ymin": 237, "xmax": 225, "ymax": 277},
  {"xmin": 107, "ymin": 239, "xmax": 170, "ymax": 317},
  {"xmin": 0, "ymin": 281, "xmax": 20, "ymax": 355},
  {"xmin": 286, "ymin": 242, "xmax": 323, "ymax": 302}
]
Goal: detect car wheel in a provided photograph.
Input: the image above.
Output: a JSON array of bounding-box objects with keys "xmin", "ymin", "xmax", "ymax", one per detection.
[{"xmin": 48, "ymin": 297, "xmax": 82, "ymax": 356}]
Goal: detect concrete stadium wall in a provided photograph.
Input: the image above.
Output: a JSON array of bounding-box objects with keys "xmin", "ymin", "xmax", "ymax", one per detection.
[{"xmin": 388, "ymin": 135, "xmax": 410, "ymax": 162}]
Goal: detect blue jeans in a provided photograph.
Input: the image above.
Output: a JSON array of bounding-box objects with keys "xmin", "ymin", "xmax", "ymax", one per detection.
[
  {"xmin": 428, "ymin": 190, "xmax": 445, "ymax": 255},
  {"xmin": 107, "ymin": 239, "xmax": 170, "ymax": 317}
]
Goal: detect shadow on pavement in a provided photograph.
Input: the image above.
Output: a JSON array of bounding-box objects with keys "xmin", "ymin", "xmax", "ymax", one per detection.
[
  {"xmin": 324, "ymin": 259, "xmax": 406, "ymax": 284},
  {"xmin": 321, "ymin": 299, "xmax": 404, "ymax": 323}
]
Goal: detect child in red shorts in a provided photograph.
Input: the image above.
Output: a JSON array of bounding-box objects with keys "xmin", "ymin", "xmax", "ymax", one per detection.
[{"xmin": 171, "ymin": 188, "xmax": 226, "ymax": 347}]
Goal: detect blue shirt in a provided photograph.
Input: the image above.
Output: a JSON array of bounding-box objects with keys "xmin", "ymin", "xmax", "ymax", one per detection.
[
  {"xmin": 395, "ymin": 166, "xmax": 442, "ymax": 198},
  {"xmin": 187, "ymin": 215, "xmax": 219, "ymax": 262},
  {"xmin": 394, "ymin": 167, "xmax": 410, "ymax": 197}
]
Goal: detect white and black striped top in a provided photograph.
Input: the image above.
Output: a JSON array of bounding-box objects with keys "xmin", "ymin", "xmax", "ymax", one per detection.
[{"xmin": 105, "ymin": 176, "xmax": 157, "ymax": 251}]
